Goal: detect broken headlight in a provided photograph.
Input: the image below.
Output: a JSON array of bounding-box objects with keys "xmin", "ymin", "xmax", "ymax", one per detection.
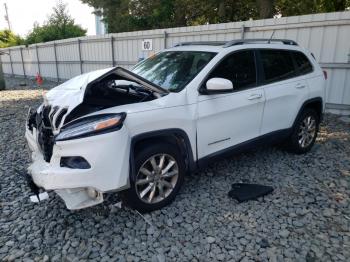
[{"xmin": 55, "ymin": 113, "xmax": 126, "ymax": 141}]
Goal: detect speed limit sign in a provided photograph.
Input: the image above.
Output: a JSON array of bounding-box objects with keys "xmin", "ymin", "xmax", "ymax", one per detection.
[{"xmin": 142, "ymin": 39, "xmax": 153, "ymax": 51}]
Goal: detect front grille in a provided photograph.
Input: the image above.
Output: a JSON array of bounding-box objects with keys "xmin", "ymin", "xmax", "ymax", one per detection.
[
  {"xmin": 37, "ymin": 105, "xmax": 68, "ymax": 162},
  {"xmin": 55, "ymin": 108, "xmax": 68, "ymax": 129},
  {"xmin": 37, "ymin": 105, "xmax": 54, "ymax": 162},
  {"xmin": 42, "ymin": 105, "xmax": 51, "ymax": 127},
  {"xmin": 37, "ymin": 127, "xmax": 54, "ymax": 162},
  {"xmin": 49, "ymin": 106, "xmax": 59, "ymax": 124}
]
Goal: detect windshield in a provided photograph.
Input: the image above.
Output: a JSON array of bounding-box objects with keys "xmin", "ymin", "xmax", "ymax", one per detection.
[{"xmin": 132, "ymin": 51, "xmax": 217, "ymax": 92}]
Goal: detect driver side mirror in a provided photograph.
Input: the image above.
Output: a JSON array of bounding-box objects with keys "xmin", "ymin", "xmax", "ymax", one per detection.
[{"xmin": 205, "ymin": 78, "xmax": 233, "ymax": 94}]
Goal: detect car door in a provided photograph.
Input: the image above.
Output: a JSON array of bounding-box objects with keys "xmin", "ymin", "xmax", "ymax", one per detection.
[
  {"xmin": 196, "ymin": 50, "xmax": 265, "ymax": 159},
  {"xmin": 258, "ymin": 49, "xmax": 309, "ymax": 135}
]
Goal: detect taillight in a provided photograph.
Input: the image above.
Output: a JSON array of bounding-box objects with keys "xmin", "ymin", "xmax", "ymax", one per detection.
[{"xmin": 323, "ymin": 70, "xmax": 328, "ymax": 80}]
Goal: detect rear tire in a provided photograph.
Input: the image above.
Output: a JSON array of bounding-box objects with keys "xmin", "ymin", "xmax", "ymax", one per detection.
[
  {"xmin": 286, "ymin": 108, "xmax": 319, "ymax": 154},
  {"xmin": 121, "ymin": 143, "xmax": 185, "ymax": 213}
]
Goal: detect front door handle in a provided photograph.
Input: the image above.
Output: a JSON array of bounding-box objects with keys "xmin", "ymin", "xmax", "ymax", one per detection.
[
  {"xmin": 247, "ymin": 94, "xmax": 262, "ymax": 100},
  {"xmin": 296, "ymin": 83, "xmax": 306, "ymax": 89}
]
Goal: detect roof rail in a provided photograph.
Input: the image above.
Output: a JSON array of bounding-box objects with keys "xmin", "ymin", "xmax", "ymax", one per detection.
[
  {"xmin": 174, "ymin": 39, "xmax": 298, "ymax": 48},
  {"xmin": 224, "ymin": 39, "xmax": 298, "ymax": 47},
  {"xmin": 174, "ymin": 41, "xmax": 228, "ymax": 47}
]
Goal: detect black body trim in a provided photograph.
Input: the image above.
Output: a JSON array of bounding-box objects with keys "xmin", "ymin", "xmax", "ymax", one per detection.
[
  {"xmin": 197, "ymin": 97, "xmax": 323, "ymax": 169},
  {"xmin": 224, "ymin": 39, "xmax": 298, "ymax": 47},
  {"xmin": 293, "ymin": 97, "xmax": 323, "ymax": 125},
  {"xmin": 197, "ymin": 128, "xmax": 292, "ymax": 169},
  {"xmin": 130, "ymin": 129, "xmax": 196, "ymax": 181},
  {"xmin": 174, "ymin": 39, "xmax": 298, "ymax": 48}
]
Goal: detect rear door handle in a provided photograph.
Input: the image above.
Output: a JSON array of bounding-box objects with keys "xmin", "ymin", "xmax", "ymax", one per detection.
[
  {"xmin": 295, "ymin": 83, "xmax": 306, "ymax": 89},
  {"xmin": 247, "ymin": 94, "xmax": 262, "ymax": 100}
]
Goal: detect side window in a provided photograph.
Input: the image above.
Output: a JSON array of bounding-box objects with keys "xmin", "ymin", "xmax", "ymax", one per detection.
[
  {"xmin": 208, "ymin": 50, "xmax": 256, "ymax": 90},
  {"xmin": 260, "ymin": 50, "xmax": 297, "ymax": 84},
  {"xmin": 291, "ymin": 51, "xmax": 313, "ymax": 75}
]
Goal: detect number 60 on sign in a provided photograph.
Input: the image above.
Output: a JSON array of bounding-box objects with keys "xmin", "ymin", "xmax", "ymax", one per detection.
[{"xmin": 142, "ymin": 39, "xmax": 153, "ymax": 51}]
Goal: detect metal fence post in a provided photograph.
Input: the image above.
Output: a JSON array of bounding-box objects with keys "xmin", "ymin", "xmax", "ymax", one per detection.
[
  {"xmin": 77, "ymin": 39, "xmax": 83, "ymax": 74},
  {"xmin": 35, "ymin": 45, "xmax": 41, "ymax": 76},
  {"xmin": 20, "ymin": 47, "xmax": 26, "ymax": 79},
  {"xmin": 8, "ymin": 49, "xmax": 13, "ymax": 76},
  {"xmin": 0, "ymin": 56, "xmax": 5, "ymax": 90},
  {"xmin": 163, "ymin": 31, "xmax": 168, "ymax": 49},
  {"xmin": 241, "ymin": 25, "xmax": 245, "ymax": 39},
  {"xmin": 53, "ymin": 42, "xmax": 59, "ymax": 82},
  {"xmin": 111, "ymin": 36, "xmax": 116, "ymax": 67}
]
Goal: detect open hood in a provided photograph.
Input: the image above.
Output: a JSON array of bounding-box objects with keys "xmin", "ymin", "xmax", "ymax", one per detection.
[
  {"xmin": 40, "ymin": 67, "xmax": 169, "ymax": 131},
  {"xmin": 44, "ymin": 67, "xmax": 169, "ymax": 108},
  {"xmin": 43, "ymin": 66, "xmax": 169, "ymax": 112}
]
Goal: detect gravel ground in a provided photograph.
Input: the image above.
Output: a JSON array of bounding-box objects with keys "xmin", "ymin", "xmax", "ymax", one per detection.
[{"xmin": 0, "ymin": 89, "xmax": 350, "ymax": 262}]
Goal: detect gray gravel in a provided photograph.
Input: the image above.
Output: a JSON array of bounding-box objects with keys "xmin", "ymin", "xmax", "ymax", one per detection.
[{"xmin": 1, "ymin": 89, "xmax": 350, "ymax": 261}]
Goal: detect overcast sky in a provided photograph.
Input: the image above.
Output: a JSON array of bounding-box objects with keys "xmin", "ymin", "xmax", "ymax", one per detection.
[{"xmin": 0, "ymin": 0, "xmax": 96, "ymax": 36}]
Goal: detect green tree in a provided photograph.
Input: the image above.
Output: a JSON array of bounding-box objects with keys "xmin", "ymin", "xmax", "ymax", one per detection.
[
  {"xmin": 256, "ymin": 0, "xmax": 275, "ymax": 18},
  {"xmin": 275, "ymin": 0, "xmax": 350, "ymax": 16},
  {"xmin": 0, "ymin": 30, "xmax": 24, "ymax": 48},
  {"xmin": 25, "ymin": 1, "xmax": 86, "ymax": 44},
  {"xmin": 80, "ymin": 0, "xmax": 350, "ymax": 33},
  {"xmin": 82, "ymin": 0, "xmax": 259, "ymax": 33}
]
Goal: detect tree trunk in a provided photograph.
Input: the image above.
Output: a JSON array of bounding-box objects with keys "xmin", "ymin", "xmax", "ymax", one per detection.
[
  {"xmin": 333, "ymin": 0, "xmax": 346, "ymax": 11},
  {"xmin": 218, "ymin": 1, "xmax": 226, "ymax": 22},
  {"xmin": 256, "ymin": 0, "xmax": 274, "ymax": 19}
]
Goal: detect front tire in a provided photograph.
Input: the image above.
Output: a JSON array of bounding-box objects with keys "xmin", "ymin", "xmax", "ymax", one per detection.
[
  {"xmin": 286, "ymin": 108, "xmax": 319, "ymax": 154},
  {"xmin": 121, "ymin": 143, "xmax": 185, "ymax": 213}
]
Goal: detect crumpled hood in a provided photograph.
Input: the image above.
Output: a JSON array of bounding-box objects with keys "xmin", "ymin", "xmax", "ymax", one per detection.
[
  {"xmin": 42, "ymin": 67, "xmax": 168, "ymax": 111},
  {"xmin": 43, "ymin": 67, "xmax": 113, "ymax": 109},
  {"xmin": 38, "ymin": 67, "xmax": 169, "ymax": 132}
]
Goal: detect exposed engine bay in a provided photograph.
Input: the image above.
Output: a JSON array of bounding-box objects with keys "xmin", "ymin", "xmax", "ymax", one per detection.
[
  {"xmin": 27, "ymin": 67, "xmax": 166, "ymax": 163},
  {"xmin": 65, "ymin": 73, "xmax": 160, "ymax": 122}
]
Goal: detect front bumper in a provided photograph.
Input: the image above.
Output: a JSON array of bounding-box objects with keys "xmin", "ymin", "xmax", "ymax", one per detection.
[{"xmin": 25, "ymin": 126, "xmax": 130, "ymax": 209}]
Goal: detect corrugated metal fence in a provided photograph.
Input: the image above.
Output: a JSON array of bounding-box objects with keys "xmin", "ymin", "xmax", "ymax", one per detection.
[{"xmin": 1, "ymin": 11, "xmax": 350, "ymax": 114}]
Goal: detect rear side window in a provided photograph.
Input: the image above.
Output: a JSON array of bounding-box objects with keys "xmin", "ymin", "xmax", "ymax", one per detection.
[
  {"xmin": 260, "ymin": 50, "xmax": 296, "ymax": 83},
  {"xmin": 291, "ymin": 51, "xmax": 313, "ymax": 75},
  {"xmin": 208, "ymin": 50, "xmax": 256, "ymax": 90}
]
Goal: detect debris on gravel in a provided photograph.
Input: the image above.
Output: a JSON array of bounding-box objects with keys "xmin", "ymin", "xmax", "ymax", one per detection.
[{"xmin": 0, "ymin": 89, "xmax": 349, "ymax": 261}]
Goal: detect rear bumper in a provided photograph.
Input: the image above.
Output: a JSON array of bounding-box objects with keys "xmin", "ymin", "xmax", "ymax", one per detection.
[{"xmin": 25, "ymin": 126, "xmax": 131, "ymax": 209}]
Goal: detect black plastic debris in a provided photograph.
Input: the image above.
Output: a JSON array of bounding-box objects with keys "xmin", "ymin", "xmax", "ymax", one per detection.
[{"xmin": 228, "ymin": 183, "xmax": 273, "ymax": 203}]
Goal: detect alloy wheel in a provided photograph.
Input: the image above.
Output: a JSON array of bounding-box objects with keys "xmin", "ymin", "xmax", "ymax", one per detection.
[
  {"xmin": 135, "ymin": 153, "xmax": 179, "ymax": 204},
  {"xmin": 298, "ymin": 115, "xmax": 316, "ymax": 148}
]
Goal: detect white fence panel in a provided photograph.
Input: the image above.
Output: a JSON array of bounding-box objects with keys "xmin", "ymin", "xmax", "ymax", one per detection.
[
  {"xmin": 22, "ymin": 47, "xmax": 38, "ymax": 76},
  {"xmin": 1, "ymin": 49, "xmax": 12, "ymax": 74},
  {"xmin": 37, "ymin": 45, "xmax": 55, "ymax": 61},
  {"xmin": 81, "ymin": 39, "xmax": 112, "ymax": 63},
  {"xmin": 56, "ymin": 42, "xmax": 81, "ymax": 79},
  {"xmin": 56, "ymin": 42, "xmax": 79, "ymax": 61}
]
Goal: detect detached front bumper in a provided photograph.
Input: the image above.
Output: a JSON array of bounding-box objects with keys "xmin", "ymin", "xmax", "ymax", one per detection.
[{"xmin": 25, "ymin": 126, "xmax": 130, "ymax": 210}]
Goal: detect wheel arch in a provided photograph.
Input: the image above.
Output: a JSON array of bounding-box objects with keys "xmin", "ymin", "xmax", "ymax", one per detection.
[
  {"xmin": 129, "ymin": 129, "xmax": 196, "ymax": 182},
  {"xmin": 293, "ymin": 97, "xmax": 323, "ymax": 128}
]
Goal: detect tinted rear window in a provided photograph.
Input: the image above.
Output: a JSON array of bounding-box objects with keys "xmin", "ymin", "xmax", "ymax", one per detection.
[
  {"xmin": 291, "ymin": 51, "xmax": 313, "ymax": 75},
  {"xmin": 260, "ymin": 50, "xmax": 296, "ymax": 83}
]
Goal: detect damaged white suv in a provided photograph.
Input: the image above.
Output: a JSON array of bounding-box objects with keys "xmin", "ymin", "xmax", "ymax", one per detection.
[{"xmin": 25, "ymin": 39, "xmax": 326, "ymax": 211}]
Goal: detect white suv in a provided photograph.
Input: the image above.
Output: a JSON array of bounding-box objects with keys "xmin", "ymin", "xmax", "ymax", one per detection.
[{"xmin": 25, "ymin": 39, "xmax": 326, "ymax": 211}]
